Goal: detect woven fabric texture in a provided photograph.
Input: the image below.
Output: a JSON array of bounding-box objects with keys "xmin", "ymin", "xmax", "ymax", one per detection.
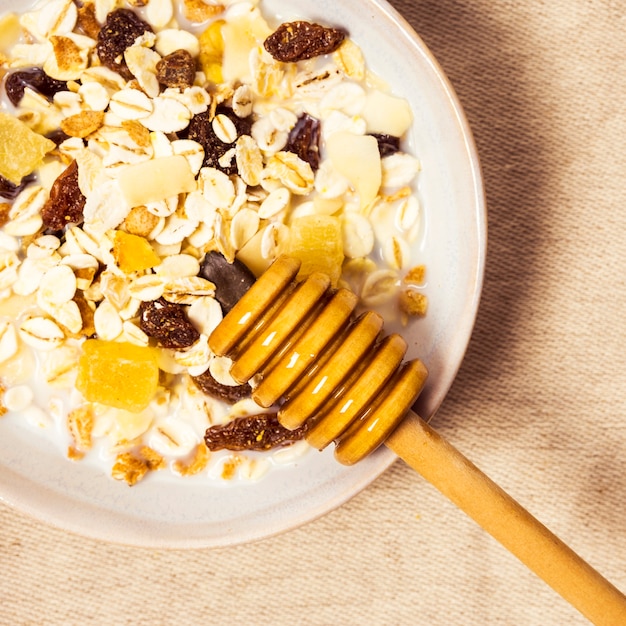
[{"xmin": 2, "ymin": 1, "xmax": 626, "ymax": 624}]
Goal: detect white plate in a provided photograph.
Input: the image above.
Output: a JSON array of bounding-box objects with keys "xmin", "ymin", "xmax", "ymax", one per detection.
[{"xmin": 0, "ymin": 0, "xmax": 486, "ymax": 547}]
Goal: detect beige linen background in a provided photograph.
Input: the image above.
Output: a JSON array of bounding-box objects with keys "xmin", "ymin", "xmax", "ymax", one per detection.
[{"xmin": 2, "ymin": 0, "xmax": 626, "ymax": 624}]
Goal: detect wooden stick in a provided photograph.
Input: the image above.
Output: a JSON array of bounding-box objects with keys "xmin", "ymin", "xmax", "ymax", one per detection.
[{"xmin": 385, "ymin": 410, "xmax": 626, "ymax": 626}]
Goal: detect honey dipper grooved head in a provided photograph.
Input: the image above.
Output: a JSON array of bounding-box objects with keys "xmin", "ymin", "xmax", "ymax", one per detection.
[{"xmin": 208, "ymin": 255, "xmax": 429, "ymax": 465}]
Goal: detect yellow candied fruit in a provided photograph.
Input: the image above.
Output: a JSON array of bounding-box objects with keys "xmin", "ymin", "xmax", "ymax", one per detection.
[
  {"xmin": 0, "ymin": 112, "xmax": 56, "ymax": 184},
  {"xmin": 288, "ymin": 215, "xmax": 344, "ymax": 286},
  {"xmin": 198, "ymin": 20, "xmax": 225, "ymax": 84},
  {"xmin": 76, "ymin": 339, "xmax": 160, "ymax": 413},
  {"xmin": 113, "ymin": 230, "xmax": 161, "ymax": 274}
]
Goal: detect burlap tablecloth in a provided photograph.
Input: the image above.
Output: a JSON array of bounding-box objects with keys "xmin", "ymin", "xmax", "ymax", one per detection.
[{"xmin": 2, "ymin": 1, "xmax": 626, "ymax": 624}]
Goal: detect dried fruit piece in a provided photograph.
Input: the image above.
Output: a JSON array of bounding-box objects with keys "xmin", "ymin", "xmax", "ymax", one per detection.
[
  {"xmin": 0, "ymin": 173, "xmax": 35, "ymax": 200},
  {"xmin": 362, "ymin": 89, "xmax": 413, "ymax": 137},
  {"xmin": 183, "ymin": 0, "xmax": 225, "ymax": 23},
  {"xmin": 139, "ymin": 297, "xmax": 200, "ymax": 349},
  {"xmin": 288, "ymin": 215, "xmax": 344, "ymax": 286},
  {"xmin": 156, "ymin": 49, "xmax": 196, "ymax": 89},
  {"xmin": 197, "ymin": 19, "xmax": 225, "ymax": 84},
  {"xmin": 0, "ymin": 113, "xmax": 56, "ymax": 185},
  {"xmin": 113, "ymin": 230, "xmax": 161, "ymax": 274},
  {"xmin": 198, "ymin": 251, "xmax": 255, "ymax": 314},
  {"xmin": 192, "ymin": 368, "xmax": 251, "ymax": 404},
  {"xmin": 76, "ymin": 339, "xmax": 160, "ymax": 413},
  {"xmin": 285, "ymin": 113, "xmax": 321, "ymax": 170},
  {"xmin": 372, "ymin": 133, "xmax": 401, "ymax": 158},
  {"xmin": 325, "ymin": 131, "xmax": 381, "ymax": 208},
  {"xmin": 96, "ymin": 9, "xmax": 154, "ymax": 80},
  {"xmin": 117, "ymin": 155, "xmax": 197, "ymax": 207},
  {"xmin": 264, "ymin": 21, "xmax": 346, "ymax": 62},
  {"xmin": 204, "ymin": 413, "xmax": 308, "ymax": 451},
  {"xmin": 41, "ymin": 160, "xmax": 86, "ymax": 230},
  {"xmin": 186, "ymin": 106, "xmax": 252, "ymax": 175},
  {"xmin": 4, "ymin": 68, "xmax": 68, "ymax": 107}
]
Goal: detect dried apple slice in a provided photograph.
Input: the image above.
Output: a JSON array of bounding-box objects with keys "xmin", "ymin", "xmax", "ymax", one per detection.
[{"xmin": 325, "ymin": 131, "xmax": 381, "ymax": 209}]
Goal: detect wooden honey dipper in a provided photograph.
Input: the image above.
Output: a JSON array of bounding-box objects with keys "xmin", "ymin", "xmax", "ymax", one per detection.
[{"xmin": 208, "ymin": 255, "xmax": 626, "ymax": 625}]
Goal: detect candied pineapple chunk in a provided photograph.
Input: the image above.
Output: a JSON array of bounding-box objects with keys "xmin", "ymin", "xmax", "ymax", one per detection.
[
  {"xmin": 113, "ymin": 230, "xmax": 161, "ymax": 273},
  {"xmin": 76, "ymin": 340, "xmax": 160, "ymax": 413},
  {"xmin": 288, "ymin": 215, "xmax": 344, "ymax": 286},
  {"xmin": 0, "ymin": 113, "xmax": 56, "ymax": 184},
  {"xmin": 198, "ymin": 20, "xmax": 225, "ymax": 84}
]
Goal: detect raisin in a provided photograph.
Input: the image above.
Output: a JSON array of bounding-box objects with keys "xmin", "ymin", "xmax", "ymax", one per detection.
[
  {"xmin": 41, "ymin": 160, "xmax": 86, "ymax": 230},
  {"xmin": 286, "ymin": 113, "xmax": 321, "ymax": 170},
  {"xmin": 4, "ymin": 68, "xmax": 68, "ymax": 107},
  {"xmin": 264, "ymin": 21, "xmax": 346, "ymax": 63},
  {"xmin": 96, "ymin": 9, "xmax": 153, "ymax": 80},
  {"xmin": 0, "ymin": 173, "xmax": 35, "ymax": 200},
  {"xmin": 186, "ymin": 105, "xmax": 252, "ymax": 175},
  {"xmin": 204, "ymin": 413, "xmax": 308, "ymax": 451},
  {"xmin": 192, "ymin": 369, "xmax": 251, "ymax": 405},
  {"xmin": 198, "ymin": 251, "xmax": 256, "ymax": 314},
  {"xmin": 371, "ymin": 133, "xmax": 401, "ymax": 158},
  {"xmin": 45, "ymin": 128, "xmax": 71, "ymax": 146},
  {"xmin": 156, "ymin": 49, "xmax": 196, "ymax": 89},
  {"xmin": 139, "ymin": 298, "xmax": 200, "ymax": 350}
]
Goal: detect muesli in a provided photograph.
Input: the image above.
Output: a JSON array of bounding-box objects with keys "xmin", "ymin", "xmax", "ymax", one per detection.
[{"xmin": 0, "ymin": 0, "xmax": 427, "ymax": 485}]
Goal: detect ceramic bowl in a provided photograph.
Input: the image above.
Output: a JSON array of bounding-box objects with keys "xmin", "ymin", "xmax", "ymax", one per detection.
[{"xmin": 0, "ymin": 0, "xmax": 485, "ymax": 547}]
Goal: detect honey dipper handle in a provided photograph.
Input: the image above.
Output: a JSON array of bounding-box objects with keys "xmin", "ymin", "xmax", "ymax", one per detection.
[{"xmin": 385, "ymin": 410, "xmax": 626, "ymax": 626}]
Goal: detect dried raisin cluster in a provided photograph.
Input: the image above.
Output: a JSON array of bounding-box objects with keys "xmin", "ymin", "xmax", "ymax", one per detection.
[
  {"xmin": 205, "ymin": 413, "xmax": 308, "ymax": 451},
  {"xmin": 264, "ymin": 21, "xmax": 346, "ymax": 62},
  {"xmin": 192, "ymin": 369, "xmax": 252, "ymax": 405},
  {"xmin": 96, "ymin": 9, "xmax": 153, "ymax": 80},
  {"xmin": 4, "ymin": 68, "xmax": 67, "ymax": 107},
  {"xmin": 286, "ymin": 114, "xmax": 322, "ymax": 171},
  {"xmin": 0, "ymin": 173, "xmax": 35, "ymax": 200},
  {"xmin": 40, "ymin": 161, "xmax": 86, "ymax": 231},
  {"xmin": 156, "ymin": 49, "xmax": 196, "ymax": 89},
  {"xmin": 186, "ymin": 106, "xmax": 253, "ymax": 175},
  {"xmin": 139, "ymin": 298, "xmax": 200, "ymax": 350}
]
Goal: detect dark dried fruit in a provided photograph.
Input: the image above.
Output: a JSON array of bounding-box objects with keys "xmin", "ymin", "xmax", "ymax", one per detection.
[
  {"xmin": 41, "ymin": 160, "xmax": 86, "ymax": 230},
  {"xmin": 205, "ymin": 413, "xmax": 308, "ymax": 451},
  {"xmin": 186, "ymin": 105, "xmax": 252, "ymax": 175},
  {"xmin": 264, "ymin": 21, "xmax": 346, "ymax": 63},
  {"xmin": 156, "ymin": 49, "xmax": 196, "ymax": 89},
  {"xmin": 96, "ymin": 9, "xmax": 153, "ymax": 80},
  {"xmin": 45, "ymin": 128, "xmax": 71, "ymax": 146},
  {"xmin": 192, "ymin": 369, "xmax": 251, "ymax": 405},
  {"xmin": 0, "ymin": 173, "xmax": 35, "ymax": 200},
  {"xmin": 198, "ymin": 251, "xmax": 256, "ymax": 314},
  {"xmin": 286, "ymin": 113, "xmax": 321, "ymax": 170},
  {"xmin": 139, "ymin": 298, "xmax": 200, "ymax": 350},
  {"xmin": 4, "ymin": 68, "xmax": 68, "ymax": 107},
  {"xmin": 371, "ymin": 133, "xmax": 401, "ymax": 158}
]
